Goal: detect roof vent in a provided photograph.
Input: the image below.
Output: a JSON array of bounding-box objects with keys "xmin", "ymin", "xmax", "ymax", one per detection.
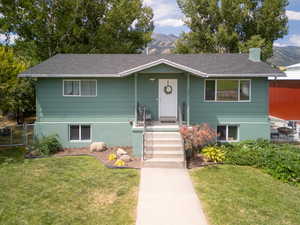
[{"xmin": 249, "ymin": 48, "xmax": 261, "ymax": 62}]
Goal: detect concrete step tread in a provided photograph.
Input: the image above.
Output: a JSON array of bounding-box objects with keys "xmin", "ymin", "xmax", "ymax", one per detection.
[
  {"xmin": 145, "ymin": 144, "xmax": 183, "ymax": 147},
  {"xmin": 145, "ymin": 150, "xmax": 184, "ymax": 155},
  {"xmin": 144, "ymin": 158, "xmax": 184, "ymax": 162},
  {"xmin": 145, "ymin": 133, "xmax": 181, "ymax": 137},
  {"xmin": 145, "ymin": 132, "xmax": 180, "ymax": 134},
  {"xmin": 145, "ymin": 137, "xmax": 182, "ymax": 141},
  {"xmin": 142, "ymin": 163, "xmax": 185, "ymax": 169},
  {"xmin": 144, "ymin": 148, "xmax": 183, "ymax": 152}
]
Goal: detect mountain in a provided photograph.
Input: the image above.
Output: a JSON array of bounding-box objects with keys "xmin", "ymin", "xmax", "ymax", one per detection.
[
  {"xmin": 146, "ymin": 33, "xmax": 177, "ymax": 55},
  {"xmin": 268, "ymin": 46, "xmax": 300, "ymax": 67},
  {"xmin": 147, "ymin": 33, "xmax": 300, "ymax": 67}
]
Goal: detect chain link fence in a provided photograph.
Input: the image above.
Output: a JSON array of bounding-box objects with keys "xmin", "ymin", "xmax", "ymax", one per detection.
[{"xmin": 0, "ymin": 124, "xmax": 35, "ymax": 147}]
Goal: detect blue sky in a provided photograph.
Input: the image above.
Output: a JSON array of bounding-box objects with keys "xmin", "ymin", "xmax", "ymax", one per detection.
[{"xmin": 145, "ymin": 0, "xmax": 300, "ymax": 46}]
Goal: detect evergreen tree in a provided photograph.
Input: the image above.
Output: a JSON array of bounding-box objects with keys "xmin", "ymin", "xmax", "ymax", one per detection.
[
  {"xmin": 0, "ymin": 0, "xmax": 154, "ymax": 61},
  {"xmin": 175, "ymin": 0, "xmax": 288, "ymax": 60}
]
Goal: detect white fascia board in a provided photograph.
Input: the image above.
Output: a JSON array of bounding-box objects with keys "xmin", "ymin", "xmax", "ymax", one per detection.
[
  {"xmin": 269, "ymin": 71, "xmax": 299, "ymax": 80},
  {"xmin": 18, "ymin": 74, "xmax": 120, "ymax": 78},
  {"xmin": 118, "ymin": 58, "xmax": 208, "ymax": 77},
  {"xmin": 208, "ymin": 73, "xmax": 285, "ymax": 77}
]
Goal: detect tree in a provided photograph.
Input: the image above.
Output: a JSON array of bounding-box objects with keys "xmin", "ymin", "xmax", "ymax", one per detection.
[
  {"xmin": 0, "ymin": 0, "xmax": 154, "ymax": 61},
  {"xmin": 175, "ymin": 0, "xmax": 288, "ymax": 60},
  {"xmin": 0, "ymin": 46, "xmax": 35, "ymax": 123}
]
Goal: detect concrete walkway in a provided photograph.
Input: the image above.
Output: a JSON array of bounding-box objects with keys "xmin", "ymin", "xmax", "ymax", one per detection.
[{"xmin": 136, "ymin": 168, "xmax": 209, "ymax": 225}]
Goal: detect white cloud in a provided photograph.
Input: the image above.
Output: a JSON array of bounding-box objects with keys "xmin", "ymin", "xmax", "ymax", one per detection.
[
  {"xmin": 156, "ymin": 18, "xmax": 184, "ymax": 27},
  {"xmin": 143, "ymin": 0, "xmax": 184, "ymax": 28},
  {"xmin": 273, "ymin": 42, "xmax": 288, "ymax": 47},
  {"xmin": 143, "ymin": 0, "xmax": 153, "ymax": 6},
  {"xmin": 153, "ymin": 3, "xmax": 179, "ymax": 20},
  {"xmin": 286, "ymin": 10, "xmax": 300, "ymax": 21},
  {"xmin": 289, "ymin": 35, "xmax": 300, "ymax": 46}
]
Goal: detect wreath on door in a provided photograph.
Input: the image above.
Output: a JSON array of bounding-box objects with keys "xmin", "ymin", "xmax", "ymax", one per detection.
[{"xmin": 164, "ymin": 81, "xmax": 173, "ymax": 95}]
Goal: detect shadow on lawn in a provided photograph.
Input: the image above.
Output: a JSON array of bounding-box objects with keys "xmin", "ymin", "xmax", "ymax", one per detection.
[{"xmin": 0, "ymin": 147, "xmax": 26, "ymax": 164}]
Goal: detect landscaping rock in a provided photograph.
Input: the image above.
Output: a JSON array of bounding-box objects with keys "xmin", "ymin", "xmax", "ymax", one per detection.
[
  {"xmin": 116, "ymin": 148, "xmax": 127, "ymax": 157},
  {"xmin": 119, "ymin": 154, "xmax": 132, "ymax": 162},
  {"xmin": 90, "ymin": 142, "xmax": 107, "ymax": 152}
]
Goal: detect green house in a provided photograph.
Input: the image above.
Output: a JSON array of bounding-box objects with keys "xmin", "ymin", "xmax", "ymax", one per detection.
[{"xmin": 19, "ymin": 50, "xmax": 283, "ymax": 157}]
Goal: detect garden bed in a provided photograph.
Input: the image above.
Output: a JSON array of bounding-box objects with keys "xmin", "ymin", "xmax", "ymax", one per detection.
[
  {"xmin": 187, "ymin": 153, "xmax": 219, "ymax": 169},
  {"xmin": 55, "ymin": 146, "xmax": 142, "ymax": 169}
]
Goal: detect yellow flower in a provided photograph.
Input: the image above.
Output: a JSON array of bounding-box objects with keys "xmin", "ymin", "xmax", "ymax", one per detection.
[
  {"xmin": 108, "ymin": 153, "xmax": 117, "ymax": 161},
  {"xmin": 114, "ymin": 160, "xmax": 125, "ymax": 167}
]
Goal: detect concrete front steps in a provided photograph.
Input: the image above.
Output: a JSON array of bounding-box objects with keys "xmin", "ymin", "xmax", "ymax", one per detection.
[{"xmin": 143, "ymin": 132, "xmax": 186, "ymax": 168}]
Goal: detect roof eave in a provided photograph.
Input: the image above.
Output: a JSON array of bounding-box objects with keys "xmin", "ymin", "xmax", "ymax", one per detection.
[
  {"xmin": 207, "ymin": 73, "xmax": 285, "ymax": 77},
  {"xmin": 18, "ymin": 74, "xmax": 120, "ymax": 78}
]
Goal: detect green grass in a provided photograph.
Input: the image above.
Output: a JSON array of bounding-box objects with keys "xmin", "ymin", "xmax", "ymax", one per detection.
[
  {"xmin": 190, "ymin": 165, "xmax": 300, "ymax": 225},
  {"xmin": 0, "ymin": 148, "xmax": 139, "ymax": 225}
]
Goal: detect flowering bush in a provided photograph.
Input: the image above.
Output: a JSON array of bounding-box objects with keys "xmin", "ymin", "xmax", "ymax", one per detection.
[
  {"xmin": 202, "ymin": 146, "xmax": 225, "ymax": 163},
  {"xmin": 180, "ymin": 123, "xmax": 216, "ymax": 152}
]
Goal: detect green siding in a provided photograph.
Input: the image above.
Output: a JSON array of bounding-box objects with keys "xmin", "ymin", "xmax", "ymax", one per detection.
[
  {"xmin": 189, "ymin": 76, "xmax": 270, "ymax": 140},
  {"xmin": 132, "ymin": 129, "xmax": 144, "ymax": 157},
  {"xmin": 35, "ymin": 123, "xmax": 132, "ymax": 148},
  {"xmin": 136, "ymin": 73, "xmax": 187, "ymax": 120},
  {"xmin": 35, "ymin": 67, "xmax": 271, "ymax": 152},
  {"xmin": 36, "ymin": 77, "xmax": 135, "ymax": 148},
  {"xmin": 37, "ymin": 77, "xmax": 135, "ymax": 122},
  {"xmin": 139, "ymin": 64, "xmax": 183, "ymax": 74}
]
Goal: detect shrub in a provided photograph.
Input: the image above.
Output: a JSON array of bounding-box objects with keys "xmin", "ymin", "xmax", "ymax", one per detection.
[
  {"xmin": 180, "ymin": 123, "xmax": 216, "ymax": 158},
  {"xmin": 28, "ymin": 135, "xmax": 62, "ymax": 156},
  {"xmin": 222, "ymin": 139, "xmax": 300, "ymax": 183},
  {"xmin": 202, "ymin": 146, "xmax": 225, "ymax": 163}
]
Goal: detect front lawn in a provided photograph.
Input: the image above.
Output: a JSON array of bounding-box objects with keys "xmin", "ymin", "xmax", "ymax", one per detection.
[
  {"xmin": 0, "ymin": 148, "xmax": 139, "ymax": 225},
  {"xmin": 191, "ymin": 165, "xmax": 300, "ymax": 225}
]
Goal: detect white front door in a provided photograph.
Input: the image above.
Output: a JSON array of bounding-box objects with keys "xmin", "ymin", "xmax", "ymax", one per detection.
[{"xmin": 159, "ymin": 79, "xmax": 178, "ymax": 119}]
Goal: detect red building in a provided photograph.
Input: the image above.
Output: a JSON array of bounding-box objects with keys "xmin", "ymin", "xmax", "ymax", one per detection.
[{"xmin": 269, "ymin": 63, "xmax": 300, "ymax": 120}]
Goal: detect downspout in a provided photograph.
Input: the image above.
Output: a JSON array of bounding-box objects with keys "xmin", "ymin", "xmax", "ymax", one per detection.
[
  {"xmin": 134, "ymin": 73, "xmax": 138, "ymax": 125},
  {"xmin": 187, "ymin": 73, "xmax": 190, "ymax": 126}
]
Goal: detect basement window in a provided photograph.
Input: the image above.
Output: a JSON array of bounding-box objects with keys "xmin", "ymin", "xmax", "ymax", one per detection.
[
  {"xmin": 69, "ymin": 124, "xmax": 91, "ymax": 142},
  {"xmin": 217, "ymin": 125, "xmax": 239, "ymax": 142}
]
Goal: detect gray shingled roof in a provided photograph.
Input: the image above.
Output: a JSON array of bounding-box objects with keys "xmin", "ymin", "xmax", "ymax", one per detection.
[{"xmin": 19, "ymin": 54, "xmax": 283, "ymax": 77}]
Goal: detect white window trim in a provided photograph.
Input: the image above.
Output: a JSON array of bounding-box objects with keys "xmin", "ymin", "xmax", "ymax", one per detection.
[
  {"xmin": 63, "ymin": 80, "xmax": 97, "ymax": 97},
  {"xmin": 204, "ymin": 79, "xmax": 251, "ymax": 102},
  {"xmin": 217, "ymin": 125, "xmax": 240, "ymax": 143},
  {"xmin": 69, "ymin": 124, "xmax": 92, "ymax": 142}
]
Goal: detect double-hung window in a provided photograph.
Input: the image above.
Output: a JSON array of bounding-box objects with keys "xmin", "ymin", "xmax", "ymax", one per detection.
[
  {"xmin": 217, "ymin": 125, "xmax": 239, "ymax": 142},
  {"xmin": 205, "ymin": 79, "xmax": 251, "ymax": 102},
  {"xmin": 69, "ymin": 124, "xmax": 91, "ymax": 142},
  {"xmin": 63, "ymin": 80, "xmax": 97, "ymax": 97}
]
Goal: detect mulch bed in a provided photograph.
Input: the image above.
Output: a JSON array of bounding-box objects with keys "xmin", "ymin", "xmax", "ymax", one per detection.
[
  {"xmin": 54, "ymin": 146, "xmax": 142, "ymax": 169},
  {"xmin": 187, "ymin": 153, "xmax": 219, "ymax": 169}
]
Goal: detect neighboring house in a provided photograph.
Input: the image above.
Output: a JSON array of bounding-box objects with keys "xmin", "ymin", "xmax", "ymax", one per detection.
[
  {"xmin": 19, "ymin": 49, "xmax": 283, "ymax": 156},
  {"xmin": 269, "ymin": 63, "xmax": 300, "ymax": 120}
]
